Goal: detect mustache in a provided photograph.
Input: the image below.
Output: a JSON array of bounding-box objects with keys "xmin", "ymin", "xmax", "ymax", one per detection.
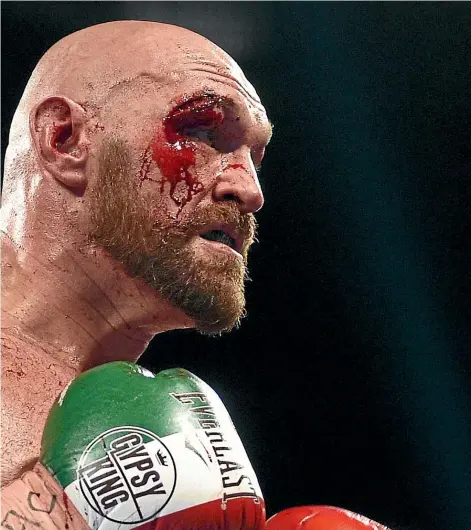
[
  {"xmin": 95, "ymin": 136, "xmax": 258, "ymax": 255},
  {"xmin": 163, "ymin": 203, "xmax": 258, "ymax": 254}
]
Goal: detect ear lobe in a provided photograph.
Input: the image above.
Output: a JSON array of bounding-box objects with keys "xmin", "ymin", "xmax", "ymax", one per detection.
[{"xmin": 30, "ymin": 96, "xmax": 89, "ymax": 191}]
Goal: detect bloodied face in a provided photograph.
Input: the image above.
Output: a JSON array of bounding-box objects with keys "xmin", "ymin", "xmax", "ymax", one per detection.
[{"xmin": 89, "ymin": 84, "xmax": 271, "ymax": 334}]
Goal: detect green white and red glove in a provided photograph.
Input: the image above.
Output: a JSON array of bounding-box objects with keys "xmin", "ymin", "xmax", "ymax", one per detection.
[{"xmin": 1, "ymin": 362, "xmax": 265, "ymax": 530}]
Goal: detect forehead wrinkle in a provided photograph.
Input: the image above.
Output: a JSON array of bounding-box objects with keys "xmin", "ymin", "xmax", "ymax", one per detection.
[
  {"xmin": 107, "ymin": 71, "xmax": 168, "ymax": 91},
  {"xmin": 185, "ymin": 67, "xmax": 264, "ymax": 113}
]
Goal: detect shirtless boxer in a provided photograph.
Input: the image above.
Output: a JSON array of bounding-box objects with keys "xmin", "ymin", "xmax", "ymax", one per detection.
[
  {"xmin": 1, "ymin": 20, "xmax": 271, "ymax": 486},
  {"xmin": 1, "ymin": 20, "xmax": 391, "ymax": 530}
]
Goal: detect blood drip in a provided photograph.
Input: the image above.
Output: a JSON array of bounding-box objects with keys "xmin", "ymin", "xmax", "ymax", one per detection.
[
  {"xmin": 150, "ymin": 95, "xmax": 224, "ymax": 215},
  {"xmin": 224, "ymin": 164, "xmax": 245, "ymax": 171},
  {"xmin": 63, "ymin": 490, "xmax": 70, "ymax": 529},
  {"xmin": 139, "ymin": 143, "xmax": 157, "ymax": 184},
  {"xmin": 62, "ymin": 490, "xmax": 69, "ymax": 511}
]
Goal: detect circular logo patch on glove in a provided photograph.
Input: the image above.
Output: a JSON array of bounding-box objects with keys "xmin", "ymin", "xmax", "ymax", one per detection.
[{"xmin": 77, "ymin": 426, "xmax": 177, "ymax": 524}]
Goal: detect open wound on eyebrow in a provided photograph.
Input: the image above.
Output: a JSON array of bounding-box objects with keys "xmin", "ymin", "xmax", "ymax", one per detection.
[
  {"xmin": 147, "ymin": 100, "xmax": 214, "ymax": 214},
  {"xmin": 168, "ymin": 94, "xmax": 225, "ymax": 136},
  {"xmin": 139, "ymin": 94, "xmax": 228, "ymax": 215}
]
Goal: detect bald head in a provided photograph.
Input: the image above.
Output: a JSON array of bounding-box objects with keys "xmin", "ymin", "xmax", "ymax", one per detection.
[
  {"xmin": 23, "ymin": 20, "xmax": 222, "ymax": 102},
  {"xmin": 3, "ymin": 21, "xmax": 266, "ymax": 200},
  {"xmin": 7, "ymin": 21, "xmax": 261, "ymax": 146}
]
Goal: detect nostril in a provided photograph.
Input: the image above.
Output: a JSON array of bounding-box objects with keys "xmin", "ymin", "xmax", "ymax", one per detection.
[{"xmin": 222, "ymin": 192, "xmax": 242, "ymax": 204}]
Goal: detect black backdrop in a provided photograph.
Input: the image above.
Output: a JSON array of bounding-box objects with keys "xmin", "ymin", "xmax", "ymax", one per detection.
[{"xmin": 2, "ymin": 3, "xmax": 471, "ymax": 529}]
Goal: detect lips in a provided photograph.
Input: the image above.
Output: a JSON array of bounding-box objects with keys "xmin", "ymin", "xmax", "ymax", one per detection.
[{"xmin": 199, "ymin": 224, "xmax": 243, "ymax": 254}]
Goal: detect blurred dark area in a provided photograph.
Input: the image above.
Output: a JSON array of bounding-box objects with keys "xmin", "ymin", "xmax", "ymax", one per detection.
[{"xmin": 2, "ymin": 2, "xmax": 471, "ymax": 529}]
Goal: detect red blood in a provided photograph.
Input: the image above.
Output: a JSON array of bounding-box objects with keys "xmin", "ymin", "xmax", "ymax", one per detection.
[
  {"xmin": 150, "ymin": 95, "xmax": 224, "ymax": 215},
  {"xmin": 225, "ymin": 164, "xmax": 245, "ymax": 171},
  {"xmin": 139, "ymin": 143, "xmax": 156, "ymax": 184},
  {"xmin": 151, "ymin": 124, "xmax": 200, "ymax": 212},
  {"xmin": 63, "ymin": 490, "xmax": 71, "ymax": 529},
  {"xmin": 62, "ymin": 490, "xmax": 69, "ymax": 511}
]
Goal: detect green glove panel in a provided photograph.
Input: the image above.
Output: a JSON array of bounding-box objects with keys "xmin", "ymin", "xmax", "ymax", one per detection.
[{"xmin": 40, "ymin": 362, "xmax": 265, "ymax": 530}]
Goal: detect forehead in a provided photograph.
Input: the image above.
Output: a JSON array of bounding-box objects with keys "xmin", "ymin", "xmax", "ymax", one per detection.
[
  {"xmin": 145, "ymin": 40, "xmax": 268, "ymax": 114},
  {"xmin": 168, "ymin": 56, "xmax": 270, "ymax": 135},
  {"xmin": 100, "ymin": 33, "xmax": 271, "ymax": 140},
  {"xmin": 179, "ymin": 51, "xmax": 261, "ymax": 105}
]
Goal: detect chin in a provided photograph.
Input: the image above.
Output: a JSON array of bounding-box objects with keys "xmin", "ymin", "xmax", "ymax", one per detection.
[
  {"xmin": 196, "ymin": 294, "xmax": 246, "ymax": 335},
  {"xmin": 195, "ymin": 314, "xmax": 245, "ymax": 336}
]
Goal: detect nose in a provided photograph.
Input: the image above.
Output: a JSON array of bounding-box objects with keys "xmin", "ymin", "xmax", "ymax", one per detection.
[{"xmin": 212, "ymin": 159, "xmax": 264, "ymax": 214}]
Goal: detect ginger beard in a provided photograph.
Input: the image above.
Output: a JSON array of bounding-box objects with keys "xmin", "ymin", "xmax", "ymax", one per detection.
[{"xmin": 89, "ymin": 137, "xmax": 257, "ymax": 334}]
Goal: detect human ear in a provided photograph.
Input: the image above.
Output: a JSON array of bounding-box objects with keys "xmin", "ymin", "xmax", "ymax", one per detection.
[{"xmin": 30, "ymin": 96, "xmax": 89, "ymax": 191}]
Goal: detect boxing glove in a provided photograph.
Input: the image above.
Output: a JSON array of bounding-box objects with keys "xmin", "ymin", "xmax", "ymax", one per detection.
[
  {"xmin": 1, "ymin": 362, "xmax": 265, "ymax": 530},
  {"xmin": 266, "ymin": 506, "xmax": 391, "ymax": 530}
]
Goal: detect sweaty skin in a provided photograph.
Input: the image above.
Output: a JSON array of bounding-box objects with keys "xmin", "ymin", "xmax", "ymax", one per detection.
[{"xmin": 1, "ymin": 21, "xmax": 272, "ymax": 486}]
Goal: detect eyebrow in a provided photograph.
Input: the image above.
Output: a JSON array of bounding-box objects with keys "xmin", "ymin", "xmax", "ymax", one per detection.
[
  {"xmin": 170, "ymin": 92, "xmax": 225, "ymax": 114},
  {"xmin": 172, "ymin": 91, "xmax": 274, "ymax": 145}
]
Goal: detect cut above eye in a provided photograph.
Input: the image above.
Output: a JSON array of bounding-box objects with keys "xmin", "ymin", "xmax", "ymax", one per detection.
[{"xmin": 200, "ymin": 230, "xmax": 236, "ymax": 250}]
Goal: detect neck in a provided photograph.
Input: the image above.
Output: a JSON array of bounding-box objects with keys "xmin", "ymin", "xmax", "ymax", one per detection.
[{"xmin": 1, "ymin": 232, "xmax": 193, "ymax": 372}]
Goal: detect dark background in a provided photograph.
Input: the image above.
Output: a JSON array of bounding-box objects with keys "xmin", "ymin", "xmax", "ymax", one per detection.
[{"xmin": 2, "ymin": 2, "xmax": 471, "ymax": 529}]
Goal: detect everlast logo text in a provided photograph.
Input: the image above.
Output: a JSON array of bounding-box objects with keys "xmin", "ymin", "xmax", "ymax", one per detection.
[
  {"xmin": 77, "ymin": 427, "xmax": 176, "ymax": 524},
  {"xmin": 171, "ymin": 391, "xmax": 259, "ymax": 503}
]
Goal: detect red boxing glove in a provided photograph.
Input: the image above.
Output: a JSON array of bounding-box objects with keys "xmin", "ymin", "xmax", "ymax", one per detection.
[{"xmin": 266, "ymin": 505, "xmax": 391, "ymax": 530}]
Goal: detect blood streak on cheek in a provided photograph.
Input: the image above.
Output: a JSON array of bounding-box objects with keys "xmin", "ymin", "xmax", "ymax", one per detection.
[
  {"xmin": 150, "ymin": 119, "xmax": 201, "ymax": 215},
  {"xmin": 147, "ymin": 98, "xmax": 224, "ymax": 215},
  {"xmin": 224, "ymin": 164, "xmax": 245, "ymax": 171}
]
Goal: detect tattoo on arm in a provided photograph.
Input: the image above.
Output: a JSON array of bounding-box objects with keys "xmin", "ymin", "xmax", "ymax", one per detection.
[
  {"xmin": 1, "ymin": 490, "xmax": 56, "ymax": 530},
  {"xmin": 1, "ymin": 510, "xmax": 41, "ymax": 530},
  {"xmin": 27, "ymin": 492, "xmax": 56, "ymax": 515}
]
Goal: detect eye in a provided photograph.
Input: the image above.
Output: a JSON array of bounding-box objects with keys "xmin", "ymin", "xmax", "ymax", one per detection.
[
  {"xmin": 183, "ymin": 126, "xmax": 217, "ymax": 147},
  {"xmin": 173, "ymin": 109, "xmax": 221, "ymax": 149}
]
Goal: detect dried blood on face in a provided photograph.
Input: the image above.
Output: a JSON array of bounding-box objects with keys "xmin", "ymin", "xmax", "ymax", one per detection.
[{"xmin": 140, "ymin": 95, "xmax": 225, "ymax": 215}]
